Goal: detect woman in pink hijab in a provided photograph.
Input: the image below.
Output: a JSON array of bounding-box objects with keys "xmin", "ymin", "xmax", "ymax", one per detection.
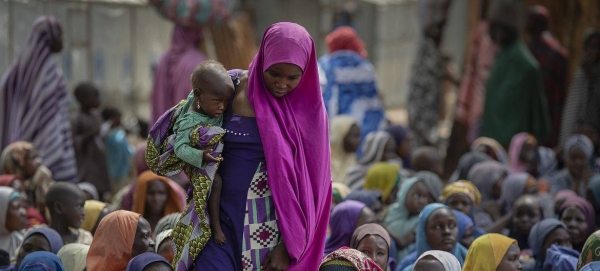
[{"xmin": 191, "ymin": 22, "xmax": 331, "ymax": 271}]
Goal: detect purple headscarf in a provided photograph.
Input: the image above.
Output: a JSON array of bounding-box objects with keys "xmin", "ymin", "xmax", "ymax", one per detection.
[
  {"xmin": 559, "ymin": 196, "xmax": 596, "ymax": 237},
  {"xmin": 247, "ymin": 22, "xmax": 332, "ymax": 270},
  {"xmin": 325, "ymin": 200, "xmax": 366, "ymax": 255},
  {"xmin": 24, "ymin": 227, "xmax": 64, "ymax": 254},
  {"xmin": 468, "ymin": 161, "xmax": 508, "ymax": 201},
  {"xmin": 0, "ymin": 16, "xmax": 78, "ymax": 183},
  {"xmin": 151, "ymin": 25, "xmax": 206, "ymax": 125},
  {"xmin": 125, "ymin": 252, "xmax": 170, "ymax": 271}
]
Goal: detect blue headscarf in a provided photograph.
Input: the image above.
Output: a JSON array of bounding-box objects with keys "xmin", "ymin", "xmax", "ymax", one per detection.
[
  {"xmin": 528, "ymin": 218, "xmax": 568, "ymax": 270},
  {"xmin": 24, "ymin": 227, "xmax": 64, "ymax": 254},
  {"xmin": 581, "ymin": 262, "xmax": 600, "ymax": 271},
  {"xmin": 17, "ymin": 251, "xmax": 64, "ymax": 271},
  {"xmin": 397, "ymin": 203, "xmax": 468, "ymax": 271},
  {"xmin": 125, "ymin": 252, "xmax": 171, "ymax": 271},
  {"xmin": 345, "ymin": 190, "xmax": 381, "ymax": 211},
  {"xmin": 452, "ymin": 210, "xmax": 473, "ymax": 241}
]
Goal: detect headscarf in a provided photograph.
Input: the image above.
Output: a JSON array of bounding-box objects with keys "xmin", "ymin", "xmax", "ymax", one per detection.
[
  {"xmin": 86, "ymin": 210, "xmax": 140, "ymax": 271},
  {"xmin": 125, "ymin": 252, "xmax": 170, "ymax": 271},
  {"xmin": 325, "ymin": 200, "xmax": 367, "ymax": 255},
  {"xmin": 555, "ymin": 190, "xmax": 578, "ymax": 203},
  {"xmin": 320, "ymin": 247, "xmax": 383, "ymax": 271},
  {"xmin": 132, "ymin": 171, "xmax": 185, "ymax": 217},
  {"xmin": 384, "ymin": 177, "xmax": 423, "ymax": 237},
  {"xmin": 0, "ymin": 17, "xmax": 78, "ymax": 183},
  {"xmin": 462, "ymin": 233, "xmax": 518, "ymax": 271},
  {"xmin": 450, "ymin": 152, "xmax": 491, "ymax": 182},
  {"xmin": 0, "ymin": 187, "xmax": 23, "ymax": 258},
  {"xmin": 133, "ymin": 143, "xmax": 149, "ymax": 176},
  {"xmin": 471, "ymin": 137, "xmax": 509, "ymax": 165},
  {"xmin": 154, "ymin": 212, "xmax": 181, "ymax": 235},
  {"xmin": 325, "ymin": 26, "xmax": 367, "ymax": 58},
  {"xmin": 441, "ymin": 181, "xmax": 482, "ymax": 210},
  {"xmin": 22, "ymin": 227, "xmax": 64, "ymax": 254},
  {"xmin": 80, "ymin": 200, "xmax": 107, "ymax": 233},
  {"xmin": 559, "ymin": 196, "xmax": 596, "ymax": 238},
  {"xmin": 386, "ymin": 125, "xmax": 412, "ymax": 169},
  {"xmin": 452, "ymin": 210, "xmax": 474, "ymax": 241},
  {"xmin": 248, "ymin": 22, "xmax": 332, "ymax": 269},
  {"xmin": 538, "ymin": 147, "xmax": 558, "ymax": 177},
  {"xmin": 345, "ymin": 190, "xmax": 381, "ymax": 210},
  {"xmin": 155, "ymin": 229, "xmax": 172, "ymax": 252},
  {"xmin": 347, "ymin": 131, "xmax": 394, "ymax": 190},
  {"xmin": 417, "ymin": 0, "xmax": 451, "ymax": 31},
  {"xmin": 150, "ymin": 25, "xmax": 205, "ymax": 125},
  {"xmin": 413, "ymin": 250, "xmax": 462, "ymax": 271},
  {"xmin": 76, "ymin": 183, "xmax": 98, "ymax": 201},
  {"xmin": 330, "ymin": 116, "xmax": 358, "ymax": 184},
  {"xmin": 543, "ymin": 245, "xmax": 580, "ymax": 271},
  {"xmin": 500, "ymin": 173, "xmax": 533, "ymax": 213},
  {"xmin": 57, "ymin": 244, "xmax": 89, "ymax": 271},
  {"xmin": 564, "ymin": 135, "xmax": 594, "ymax": 161},
  {"xmin": 580, "ymin": 262, "xmax": 600, "ymax": 271},
  {"xmin": 509, "ymin": 133, "xmax": 537, "ymax": 173},
  {"xmin": 528, "ymin": 218, "xmax": 568, "ymax": 269},
  {"xmin": 364, "ymin": 163, "xmax": 400, "ymax": 203},
  {"xmin": 18, "ymin": 251, "xmax": 65, "ymax": 271},
  {"xmin": 350, "ymin": 223, "xmax": 391, "ymax": 250},
  {"xmin": 467, "ymin": 161, "xmax": 508, "ymax": 201},
  {"xmin": 578, "ymin": 230, "xmax": 600, "ymax": 269},
  {"xmin": 0, "ymin": 175, "xmax": 19, "ymax": 187},
  {"xmin": 332, "ymin": 182, "xmax": 351, "ymax": 203},
  {"xmin": 415, "ymin": 171, "xmax": 443, "ymax": 202}
]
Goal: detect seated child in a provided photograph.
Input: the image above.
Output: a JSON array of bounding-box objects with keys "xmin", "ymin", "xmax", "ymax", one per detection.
[
  {"xmin": 146, "ymin": 60, "xmax": 235, "ymax": 270},
  {"xmin": 45, "ymin": 182, "xmax": 93, "ymax": 245}
]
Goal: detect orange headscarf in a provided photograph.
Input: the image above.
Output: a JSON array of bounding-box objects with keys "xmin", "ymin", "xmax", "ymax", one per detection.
[
  {"xmin": 132, "ymin": 171, "xmax": 184, "ymax": 217},
  {"xmin": 86, "ymin": 210, "xmax": 140, "ymax": 271},
  {"xmin": 326, "ymin": 26, "xmax": 368, "ymax": 58}
]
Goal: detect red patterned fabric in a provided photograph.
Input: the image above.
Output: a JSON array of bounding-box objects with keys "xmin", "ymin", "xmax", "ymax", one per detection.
[
  {"xmin": 321, "ymin": 247, "xmax": 383, "ymax": 271},
  {"xmin": 326, "ymin": 26, "xmax": 367, "ymax": 58}
]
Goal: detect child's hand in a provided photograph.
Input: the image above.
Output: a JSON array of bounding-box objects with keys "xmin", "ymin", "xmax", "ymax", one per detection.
[{"xmin": 203, "ymin": 149, "xmax": 223, "ymax": 163}]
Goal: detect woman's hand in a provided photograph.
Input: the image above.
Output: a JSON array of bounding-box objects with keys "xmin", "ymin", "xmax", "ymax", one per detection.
[{"xmin": 261, "ymin": 241, "xmax": 290, "ymax": 271}]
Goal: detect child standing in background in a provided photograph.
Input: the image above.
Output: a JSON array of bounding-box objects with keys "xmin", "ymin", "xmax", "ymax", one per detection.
[{"xmin": 101, "ymin": 107, "xmax": 134, "ymax": 192}]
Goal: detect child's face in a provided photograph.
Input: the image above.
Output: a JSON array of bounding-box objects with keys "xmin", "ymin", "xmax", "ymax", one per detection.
[
  {"xmin": 542, "ymin": 227, "xmax": 571, "ymax": 261},
  {"xmin": 6, "ymin": 198, "xmax": 27, "ymax": 232},
  {"xmin": 343, "ymin": 124, "xmax": 361, "ymax": 153},
  {"xmin": 263, "ymin": 63, "xmax": 303, "ymax": 98},
  {"xmin": 446, "ymin": 193, "xmax": 472, "ymax": 216},
  {"xmin": 157, "ymin": 237, "xmax": 174, "ymax": 263},
  {"xmin": 196, "ymin": 88, "xmax": 234, "ymax": 118},
  {"xmin": 146, "ymin": 180, "xmax": 168, "ymax": 215},
  {"xmin": 61, "ymin": 191, "xmax": 86, "ymax": 228},
  {"xmin": 512, "ymin": 198, "xmax": 542, "ymax": 235},
  {"xmin": 132, "ymin": 217, "xmax": 154, "ymax": 257},
  {"xmin": 16, "ymin": 234, "xmax": 51, "ymax": 268},
  {"xmin": 560, "ymin": 206, "xmax": 588, "ymax": 245},
  {"xmin": 406, "ymin": 182, "xmax": 432, "ymax": 215},
  {"xmin": 425, "ymin": 208, "xmax": 458, "ymax": 252}
]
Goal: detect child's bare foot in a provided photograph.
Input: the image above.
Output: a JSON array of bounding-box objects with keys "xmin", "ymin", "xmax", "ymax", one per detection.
[{"xmin": 214, "ymin": 230, "xmax": 226, "ymax": 245}]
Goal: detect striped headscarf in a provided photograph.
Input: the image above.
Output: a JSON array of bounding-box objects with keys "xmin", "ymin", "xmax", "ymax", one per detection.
[
  {"xmin": 0, "ymin": 16, "xmax": 78, "ymax": 183},
  {"xmin": 563, "ymin": 134, "xmax": 594, "ymax": 161}
]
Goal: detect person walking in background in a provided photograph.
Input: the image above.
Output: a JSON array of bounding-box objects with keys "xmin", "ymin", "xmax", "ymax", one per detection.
[
  {"xmin": 101, "ymin": 107, "xmax": 134, "ymax": 192},
  {"xmin": 0, "ymin": 16, "xmax": 78, "ymax": 183},
  {"xmin": 481, "ymin": 0, "xmax": 551, "ymax": 148},
  {"xmin": 525, "ymin": 5, "xmax": 569, "ymax": 147}
]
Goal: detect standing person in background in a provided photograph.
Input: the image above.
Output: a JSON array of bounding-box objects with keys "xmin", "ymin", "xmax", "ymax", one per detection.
[
  {"xmin": 151, "ymin": 25, "xmax": 205, "ymax": 126},
  {"xmin": 407, "ymin": 0, "xmax": 452, "ymax": 147},
  {"xmin": 101, "ymin": 107, "xmax": 134, "ymax": 192},
  {"xmin": 330, "ymin": 116, "xmax": 361, "ymax": 184},
  {"xmin": 71, "ymin": 83, "xmax": 111, "ymax": 201},
  {"xmin": 525, "ymin": 5, "xmax": 568, "ymax": 148},
  {"xmin": 0, "ymin": 16, "xmax": 78, "ymax": 183},
  {"xmin": 481, "ymin": 0, "xmax": 551, "ymax": 148},
  {"xmin": 318, "ymin": 26, "xmax": 386, "ymax": 143}
]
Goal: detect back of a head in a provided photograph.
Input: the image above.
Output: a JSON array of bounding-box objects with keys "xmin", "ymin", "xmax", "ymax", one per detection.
[
  {"xmin": 190, "ymin": 60, "xmax": 229, "ymax": 91},
  {"xmin": 143, "ymin": 262, "xmax": 173, "ymax": 271},
  {"xmin": 45, "ymin": 182, "xmax": 83, "ymax": 213},
  {"xmin": 411, "ymin": 147, "xmax": 441, "ymax": 171},
  {"xmin": 488, "ymin": 0, "xmax": 523, "ymax": 30},
  {"xmin": 73, "ymin": 82, "xmax": 98, "ymax": 104},
  {"xmin": 101, "ymin": 107, "xmax": 122, "ymax": 122}
]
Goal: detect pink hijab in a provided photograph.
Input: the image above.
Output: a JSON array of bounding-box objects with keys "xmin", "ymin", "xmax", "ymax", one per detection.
[
  {"xmin": 247, "ymin": 22, "xmax": 332, "ymax": 270},
  {"xmin": 150, "ymin": 25, "xmax": 205, "ymax": 125},
  {"xmin": 508, "ymin": 133, "xmax": 537, "ymax": 173}
]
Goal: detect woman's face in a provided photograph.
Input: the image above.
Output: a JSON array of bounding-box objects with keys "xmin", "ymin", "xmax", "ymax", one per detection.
[
  {"xmin": 263, "ymin": 63, "xmax": 303, "ymax": 98},
  {"xmin": 425, "ymin": 208, "xmax": 458, "ymax": 252},
  {"xmin": 542, "ymin": 227, "xmax": 571, "ymax": 261},
  {"xmin": 446, "ymin": 193, "xmax": 473, "ymax": 216},
  {"xmin": 146, "ymin": 180, "xmax": 168, "ymax": 215},
  {"xmin": 16, "ymin": 234, "xmax": 51, "ymax": 268},
  {"xmin": 512, "ymin": 198, "xmax": 542, "ymax": 235},
  {"xmin": 381, "ymin": 138, "xmax": 398, "ymax": 162},
  {"xmin": 566, "ymin": 148, "xmax": 590, "ymax": 178},
  {"xmin": 6, "ymin": 198, "xmax": 27, "ymax": 232},
  {"xmin": 355, "ymin": 235, "xmax": 389, "ymax": 270},
  {"xmin": 132, "ymin": 217, "xmax": 155, "ymax": 257},
  {"xmin": 496, "ymin": 244, "xmax": 523, "ymax": 271},
  {"xmin": 560, "ymin": 206, "xmax": 588, "ymax": 245},
  {"xmin": 157, "ymin": 237, "xmax": 175, "ymax": 263},
  {"xmin": 405, "ymin": 182, "xmax": 432, "ymax": 216},
  {"xmin": 343, "ymin": 124, "xmax": 361, "ymax": 153}
]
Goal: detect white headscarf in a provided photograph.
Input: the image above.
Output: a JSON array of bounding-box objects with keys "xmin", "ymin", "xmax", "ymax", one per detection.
[
  {"xmin": 155, "ymin": 229, "xmax": 173, "ymax": 252},
  {"xmin": 0, "ymin": 186, "xmax": 24, "ymax": 259},
  {"xmin": 413, "ymin": 250, "xmax": 462, "ymax": 271},
  {"xmin": 57, "ymin": 243, "xmax": 90, "ymax": 271}
]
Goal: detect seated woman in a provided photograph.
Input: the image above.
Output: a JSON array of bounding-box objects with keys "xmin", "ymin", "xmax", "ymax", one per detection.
[
  {"xmin": 386, "ymin": 125, "xmax": 413, "ymax": 171},
  {"xmin": 86, "ymin": 210, "xmax": 154, "ymax": 271},
  {"xmin": 131, "ymin": 171, "xmax": 185, "ymax": 234},
  {"xmin": 384, "ymin": 177, "xmax": 433, "ymax": 260},
  {"xmin": 330, "ymin": 115, "xmax": 361, "ymax": 184},
  {"xmin": 0, "ymin": 187, "xmax": 27, "ymax": 259},
  {"xmin": 324, "ymin": 200, "xmax": 376, "ymax": 255},
  {"xmin": 57, "ymin": 243, "xmax": 89, "ymax": 271},
  {"xmin": 508, "ymin": 195, "xmax": 544, "ymax": 251},
  {"xmin": 508, "ymin": 133, "xmax": 539, "ymax": 176},
  {"xmin": 412, "ymin": 250, "xmax": 461, "ymax": 271},
  {"xmin": 364, "ymin": 162, "xmax": 401, "ymax": 208},
  {"xmin": 18, "ymin": 251, "xmax": 65, "ymax": 271},
  {"xmin": 550, "ymin": 135, "xmax": 599, "ymax": 196},
  {"xmin": 396, "ymin": 203, "xmax": 468, "ymax": 271},
  {"xmin": 467, "ymin": 161, "xmax": 512, "ymax": 232},
  {"xmin": 557, "ymin": 195, "xmax": 596, "ymax": 251},
  {"xmin": 440, "ymin": 180, "xmax": 485, "ymax": 238},
  {"xmin": 320, "ymin": 247, "xmax": 383, "ymax": 271},
  {"xmin": 3, "ymin": 227, "xmax": 64, "ymax": 271},
  {"xmin": 577, "ymin": 229, "xmax": 600, "ymax": 270},
  {"xmin": 126, "ymin": 252, "xmax": 172, "ymax": 271},
  {"xmin": 347, "ymin": 131, "xmax": 399, "ymax": 190},
  {"xmin": 528, "ymin": 218, "xmax": 573, "ymax": 271},
  {"xmin": 350, "ymin": 223, "xmax": 391, "ymax": 271},
  {"xmin": 500, "ymin": 173, "xmax": 539, "ymax": 214},
  {"xmin": 462, "ymin": 233, "xmax": 522, "ymax": 271},
  {"xmin": 471, "ymin": 137, "xmax": 509, "ymax": 165}
]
